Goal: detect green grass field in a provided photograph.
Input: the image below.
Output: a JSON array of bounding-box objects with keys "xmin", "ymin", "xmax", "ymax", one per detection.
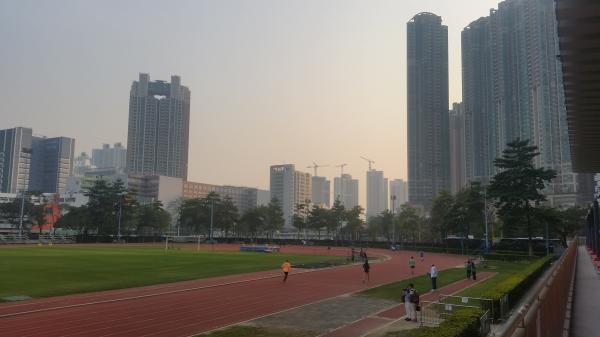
[{"xmin": 0, "ymin": 246, "xmax": 345, "ymax": 300}]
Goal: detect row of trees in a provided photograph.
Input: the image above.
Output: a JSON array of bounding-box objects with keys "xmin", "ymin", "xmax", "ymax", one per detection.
[
  {"xmin": 56, "ymin": 180, "xmax": 171, "ymax": 236},
  {"xmin": 0, "ymin": 193, "xmax": 45, "ymax": 231}
]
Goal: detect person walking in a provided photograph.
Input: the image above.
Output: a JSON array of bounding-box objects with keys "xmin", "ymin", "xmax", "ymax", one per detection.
[
  {"xmin": 362, "ymin": 259, "xmax": 370, "ymax": 283},
  {"xmin": 429, "ymin": 264, "xmax": 438, "ymax": 291},
  {"xmin": 409, "ymin": 256, "xmax": 416, "ymax": 276},
  {"xmin": 470, "ymin": 260, "xmax": 477, "ymax": 281},
  {"xmin": 465, "ymin": 260, "xmax": 472, "ymax": 279},
  {"xmin": 282, "ymin": 259, "xmax": 291, "ymax": 283}
]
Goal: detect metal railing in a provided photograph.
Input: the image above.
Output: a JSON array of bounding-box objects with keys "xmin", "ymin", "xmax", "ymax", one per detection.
[
  {"xmin": 498, "ymin": 243, "xmax": 577, "ymax": 337},
  {"xmin": 418, "ymin": 300, "xmax": 491, "ymax": 336},
  {"xmin": 438, "ymin": 294, "xmax": 495, "ymax": 319}
]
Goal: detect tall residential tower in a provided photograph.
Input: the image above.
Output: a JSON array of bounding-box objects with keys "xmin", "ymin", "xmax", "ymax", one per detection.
[
  {"xmin": 126, "ymin": 73, "xmax": 190, "ymax": 179},
  {"xmin": 407, "ymin": 13, "xmax": 450, "ymax": 208}
]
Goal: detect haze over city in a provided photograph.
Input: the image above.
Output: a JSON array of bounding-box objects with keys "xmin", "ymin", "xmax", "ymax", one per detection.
[{"xmin": 1, "ymin": 0, "xmax": 500, "ymax": 206}]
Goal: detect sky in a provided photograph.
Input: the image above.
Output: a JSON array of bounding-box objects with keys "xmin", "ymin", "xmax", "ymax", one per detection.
[{"xmin": 0, "ymin": 0, "xmax": 501, "ymax": 207}]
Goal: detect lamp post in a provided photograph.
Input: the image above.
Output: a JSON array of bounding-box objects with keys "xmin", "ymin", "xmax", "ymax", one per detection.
[
  {"xmin": 209, "ymin": 199, "xmax": 214, "ymax": 244},
  {"xmin": 484, "ymin": 185, "xmax": 490, "ymax": 254},
  {"xmin": 391, "ymin": 195, "xmax": 397, "ymax": 244},
  {"xmin": 18, "ymin": 190, "xmax": 26, "ymax": 239}
]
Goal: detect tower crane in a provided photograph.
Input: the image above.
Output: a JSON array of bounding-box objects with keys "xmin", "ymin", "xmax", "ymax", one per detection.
[
  {"xmin": 306, "ymin": 162, "xmax": 330, "ymax": 177},
  {"xmin": 360, "ymin": 156, "xmax": 375, "ymax": 171},
  {"xmin": 335, "ymin": 163, "xmax": 348, "ymax": 176}
]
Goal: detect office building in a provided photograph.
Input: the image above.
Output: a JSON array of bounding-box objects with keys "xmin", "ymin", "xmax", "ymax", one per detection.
[
  {"xmin": 92, "ymin": 143, "xmax": 127, "ymax": 170},
  {"xmin": 462, "ymin": 0, "xmax": 577, "ymax": 206},
  {"xmin": 126, "ymin": 73, "xmax": 190, "ymax": 179},
  {"xmin": 333, "ymin": 174, "xmax": 359, "ymax": 209},
  {"xmin": 29, "ymin": 136, "xmax": 75, "ymax": 194},
  {"xmin": 449, "ymin": 102, "xmax": 467, "ymax": 194},
  {"xmin": 407, "ymin": 12, "xmax": 450, "ymax": 208},
  {"xmin": 366, "ymin": 170, "xmax": 388, "ymax": 220},
  {"xmin": 73, "ymin": 152, "xmax": 93, "ymax": 177},
  {"xmin": 0, "ymin": 127, "xmax": 32, "ymax": 193},
  {"xmin": 183, "ymin": 180, "xmax": 269, "ymax": 214},
  {"xmin": 389, "ymin": 179, "xmax": 408, "ymax": 213},
  {"xmin": 311, "ymin": 176, "xmax": 331, "ymax": 207}
]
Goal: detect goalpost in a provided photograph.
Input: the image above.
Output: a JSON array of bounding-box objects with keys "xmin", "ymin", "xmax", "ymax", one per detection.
[{"xmin": 164, "ymin": 235, "xmax": 206, "ymax": 252}]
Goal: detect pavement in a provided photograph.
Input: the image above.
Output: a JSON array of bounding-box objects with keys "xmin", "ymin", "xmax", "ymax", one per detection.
[{"xmin": 571, "ymin": 246, "xmax": 600, "ymax": 337}]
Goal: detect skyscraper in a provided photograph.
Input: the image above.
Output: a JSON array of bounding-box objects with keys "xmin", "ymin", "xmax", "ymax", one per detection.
[
  {"xmin": 407, "ymin": 12, "xmax": 450, "ymax": 208},
  {"xmin": 449, "ymin": 102, "xmax": 466, "ymax": 194},
  {"xmin": 366, "ymin": 170, "xmax": 388, "ymax": 220},
  {"xmin": 333, "ymin": 174, "xmax": 359, "ymax": 209},
  {"xmin": 311, "ymin": 176, "xmax": 331, "ymax": 207},
  {"xmin": 0, "ymin": 127, "xmax": 32, "ymax": 193},
  {"xmin": 126, "ymin": 73, "xmax": 190, "ymax": 179},
  {"xmin": 462, "ymin": 0, "xmax": 577, "ymax": 205},
  {"xmin": 389, "ymin": 179, "xmax": 408, "ymax": 213},
  {"xmin": 269, "ymin": 164, "xmax": 312, "ymax": 228},
  {"xmin": 29, "ymin": 136, "xmax": 75, "ymax": 194}
]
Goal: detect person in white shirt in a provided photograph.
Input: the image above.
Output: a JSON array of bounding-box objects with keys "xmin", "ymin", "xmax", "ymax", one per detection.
[{"xmin": 430, "ymin": 264, "xmax": 438, "ymax": 291}]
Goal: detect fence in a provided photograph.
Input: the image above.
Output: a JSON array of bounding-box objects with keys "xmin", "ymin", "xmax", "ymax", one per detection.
[
  {"xmin": 419, "ymin": 300, "xmax": 492, "ymax": 336},
  {"xmin": 498, "ymin": 242, "xmax": 577, "ymax": 337},
  {"xmin": 438, "ymin": 294, "xmax": 495, "ymax": 319}
]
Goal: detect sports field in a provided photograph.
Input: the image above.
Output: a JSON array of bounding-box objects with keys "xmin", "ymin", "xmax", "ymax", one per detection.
[{"xmin": 0, "ymin": 245, "xmax": 345, "ymax": 300}]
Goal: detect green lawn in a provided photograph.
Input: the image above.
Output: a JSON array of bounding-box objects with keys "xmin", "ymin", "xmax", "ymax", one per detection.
[
  {"xmin": 0, "ymin": 246, "xmax": 344, "ymax": 300},
  {"xmin": 358, "ymin": 268, "xmax": 468, "ymax": 301},
  {"xmin": 201, "ymin": 326, "xmax": 315, "ymax": 337}
]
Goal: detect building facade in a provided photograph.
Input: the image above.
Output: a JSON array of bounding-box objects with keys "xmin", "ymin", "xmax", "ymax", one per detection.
[
  {"xmin": 126, "ymin": 73, "xmax": 190, "ymax": 179},
  {"xmin": 407, "ymin": 12, "xmax": 450, "ymax": 208},
  {"xmin": 366, "ymin": 170, "xmax": 388, "ymax": 220},
  {"xmin": 269, "ymin": 164, "xmax": 313, "ymax": 228},
  {"xmin": 462, "ymin": 0, "xmax": 577, "ymax": 206},
  {"xmin": 0, "ymin": 127, "xmax": 32, "ymax": 193},
  {"xmin": 389, "ymin": 179, "xmax": 408, "ymax": 213},
  {"xmin": 183, "ymin": 180, "xmax": 269, "ymax": 215},
  {"xmin": 449, "ymin": 102, "xmax": 467, "ymax": 194},
  {"xmin": 92, "ymin": 143, "xmax": 127, "ymax": 170},
  {"xmin": 29, "ymin": 136, "xmax": 75, "ymax": 194},
  {"xmin": 311, "ymin": 176, "xmax": 331, "ymax": 207},
  {"xmin": 333, "ymin": 174, "xmax": 359, "ymax": 210}
]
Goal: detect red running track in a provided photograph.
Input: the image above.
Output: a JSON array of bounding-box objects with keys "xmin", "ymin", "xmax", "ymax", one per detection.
[{"xmin": 0, "ymin": 246, "xmax": 467, "ymax": 337}]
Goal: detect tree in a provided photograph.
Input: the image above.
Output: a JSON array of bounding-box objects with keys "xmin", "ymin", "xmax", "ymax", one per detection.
[
  {"xmin": 264, "ymin": 199, "xmax": 285, "ymax": 239},
  {"xmin": 238, "ymin": 206, "xmax": 267, "ymax": 239},
  {"xmin": 488, "ymin": 139, "xmax": 556, "ymax": 256},
  {"xmin": 307, "ymin": 205, "xmax": 330, "ymax": 239},
  {"xmin": 134, "ymin": 201, "xmax": 171, "ymax": 236},
  {"xmin": 292, "ymin": 202, "xmax": 309, "ymax": 239},
  {"xmin": 345, "ymin": 206, "xmax": 365, "ymax": 241},
  {"xmin": 215, "ymin": 196, "xmax": 239, "ymax": 238},
  {"xmin": 330, "ymin": 198, "xmax": 346, "ymax": 242},
  {"xmin": 554, "ymin": 207, "xmax": 587, "ymax": 247},
  {"xmin": 398, "ymin": 204, "xmax": 423, "ymax": 242},
  {"xmin": 430, "ymin": 190, "xmax": 455, "ymax": 241}
]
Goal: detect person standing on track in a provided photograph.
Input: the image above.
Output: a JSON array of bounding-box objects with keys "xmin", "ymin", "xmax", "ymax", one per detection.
[
  {"xmin": 465, "ymin": 260, "xmax": 472, "ymax": 279},
  {"xmin": 362, "ymin": 259, "xmax": 370, "ymax": 283},
  {"xmin": 403, "ymin": 284, "xmax": 413, "ymax": 321},
  {"xmin": 408, "ymin": 287, "xmax": 419, "ymax": 322},
  {"xmin": 282, "ymin": 259, "xmax": 291, "ymax": 282},
  {"xmin": 409, "ymin": 256, "xmax": 416, "ymax": 276},
  {"xmin": 429, "ymin": 264, "xmax": 438, "ymax": 291},
  {"xmin": 470, "ymin": 260, "xmax": 477, "ymax": 281}
]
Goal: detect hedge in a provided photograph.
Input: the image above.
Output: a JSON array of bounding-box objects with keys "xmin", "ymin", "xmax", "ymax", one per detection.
[{"xmin": 385, "ymin": 309, "xmax": 482, "ymax": 337}]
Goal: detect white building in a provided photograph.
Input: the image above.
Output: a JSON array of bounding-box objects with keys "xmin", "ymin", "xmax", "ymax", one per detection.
[
  {"xmin": 333, "ymin": 174, "xmax": 359, "ymax": 209},
  {"xmin": 366, "ymin": 170, "xmax": 388, "ymax": 220},
  {"xmin": 389, "ymin": 179, "xmax": 409, "ymax": 213},
  {"xmin": 269, "ymin": 164, "xmax": 312, "ymax": 229}
]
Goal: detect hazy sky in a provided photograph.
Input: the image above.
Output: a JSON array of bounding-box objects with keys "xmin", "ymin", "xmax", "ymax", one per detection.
[{"xmin": 1, "ymin": 0, "xmax": 500, "ymax": 206}]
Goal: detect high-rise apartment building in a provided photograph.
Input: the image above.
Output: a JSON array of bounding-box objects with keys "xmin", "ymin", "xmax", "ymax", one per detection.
[
  {"xmin": 0, "ymin": 127, "xmax": 32, "ymax": 193},
  {"xmin": 92, "ymin": 143, "xmax": 127, "ymax": 170},
  {"xmin": 270, "ymin": 164, "xmax": 312, "ymax": 228},
  {"xmin": 449, "ymin": 102, "xmax": 467, "ymax": 194},
  {"xmin": 407, "ymin": 12, "xmax": 450, "ymax": 208},
  {"xmin": 29, "ymin": 136, "xmax": 75, "ymax": 194},
  {"xmin": 389, "ymin": 179, "xmax": 408, "ymax": 213},
  {"xmin": 462, "ymin": 0, "xmax": 577, "ymax": 206},
  {"xmin": 366, "ymin": 170, "xmax": 388, "ymax": 220},
  {"xmin": 333, "ymin": 174, "xmax": 359, "ymax": 209},
  {"xmin": 126, "ymin": 73, "xmax": 190, "ymax": 180},
  {"xmin": 311, "ymin": 176, "xmax": 330, "ymax": 207}
]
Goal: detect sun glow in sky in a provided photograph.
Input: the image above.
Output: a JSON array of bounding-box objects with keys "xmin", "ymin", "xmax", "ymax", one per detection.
[{"xmin": 0, "ymin": 0, "xmax": 501, "ymax": 207}]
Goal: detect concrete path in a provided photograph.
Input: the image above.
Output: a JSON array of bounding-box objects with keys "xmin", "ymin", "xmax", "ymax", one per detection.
[{"xmin": 571, "ymin": 246, "xmax": 600, "ymax": 337}]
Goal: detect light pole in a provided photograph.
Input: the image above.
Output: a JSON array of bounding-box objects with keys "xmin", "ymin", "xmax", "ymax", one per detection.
[
  {"xmin": 391, "ymin": 195, "xmax": 397, "ymax": 244},
  {"xmin": 484, "ymin": 186, "xmax": 490, "ymax": 254},
  {"xmin": 209, "ymin": 198, "xmax": 214, "ymax": 244},
  {"xmin": 18, "ymin": 190, "xmax": 26, "ymax": 239}
]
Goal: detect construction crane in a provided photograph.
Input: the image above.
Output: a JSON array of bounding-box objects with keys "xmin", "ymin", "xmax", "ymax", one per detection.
[
  {"xmin": 360, "ymin": 156, "xmax": 375, "ymax": 171},
  {"xmin": 335, "ymin": 163, "xmax": 348, "ymax": 176},
  {"xmin": 307, "ymin": 162, "xmax": 330, "ymax": 177}
]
